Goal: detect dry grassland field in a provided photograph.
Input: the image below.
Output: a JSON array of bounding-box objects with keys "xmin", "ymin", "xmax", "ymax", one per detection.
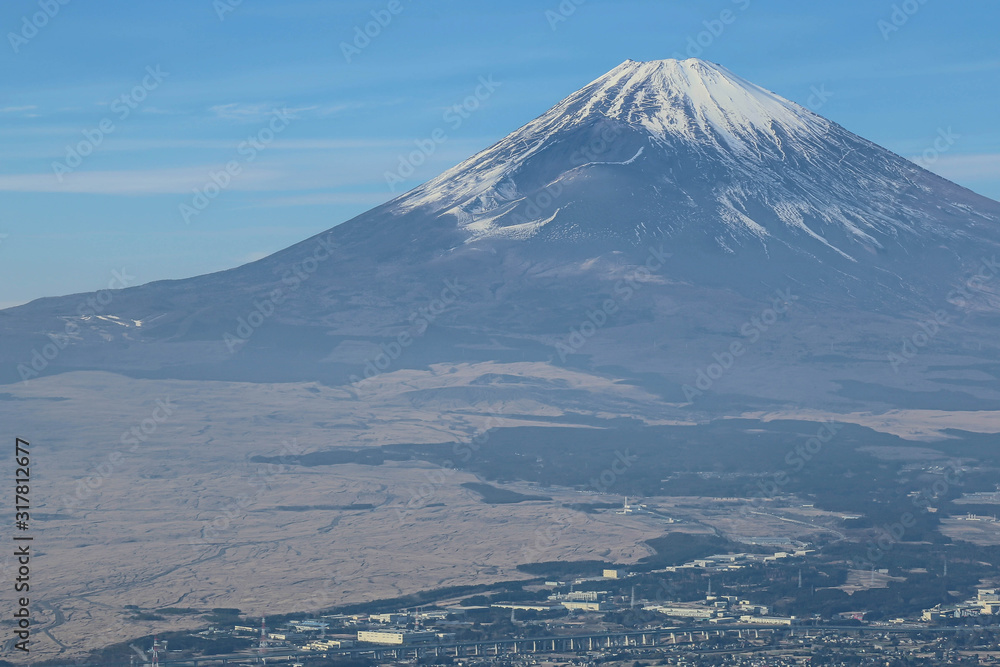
[{"xmin": 3, "ymin": 364, "xmax": 998, "ymax": 659}]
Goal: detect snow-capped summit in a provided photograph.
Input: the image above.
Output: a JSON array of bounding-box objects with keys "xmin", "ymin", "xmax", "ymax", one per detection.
[
  {"xmin": 400, "ymin": 57, "xmax": 831, "ymax": 219},
  {"xmin": 396, "ymin": 58, "xmax": 993, "ymax": 266},
  {"xmin": 401, "ymin": 59, "xmax": 815, "ymax": 220},
  {"xmin": 556, "ymin": 58, "xmax": 827, "ymax": 147}
]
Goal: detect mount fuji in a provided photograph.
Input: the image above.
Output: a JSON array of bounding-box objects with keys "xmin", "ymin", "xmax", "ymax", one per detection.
[{"xmin": 4, "ymin": 58, "xmax": 1000, "ymax": 414}]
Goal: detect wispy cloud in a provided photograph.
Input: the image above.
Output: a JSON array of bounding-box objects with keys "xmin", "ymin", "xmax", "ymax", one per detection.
[
  {"xmin": 919, "ymin": 60, "xmax": 1000, "ymax": 77},
  {"xmin": 0, "ymin": 150, "xmax": 406, "ymax": 194},
  {"xmin": 315, "ymin": 104, "xmax": 353, "ymax": 116},
  {"xmin": 209, "ymin": 102, "xmax": 318, "ymax": 121},
  {"xmin": 252, "ymin": 192, "xmax": 394, "ymax": 208},
  {"xmin": 99, "ymin": 138, "xmax": 410, "ymax": 151},
  {"xmin": 0, "ymin": 105, "xmax": 37, "ymax": 113},
  {"xmin": 140, "ymin": 106, "xmax": 180, "ymax": 115},
  {"xmin": 0, "ymin": 167, "xmax": 280, "ymax": 195}
]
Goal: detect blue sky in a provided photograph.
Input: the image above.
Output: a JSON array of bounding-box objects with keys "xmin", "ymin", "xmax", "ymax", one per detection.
[{"xmin": 1, "ymin": 0, "xmax": 998, "ymax": 308}]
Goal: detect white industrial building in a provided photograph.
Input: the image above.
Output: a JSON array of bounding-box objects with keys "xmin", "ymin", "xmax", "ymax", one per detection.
[
  {"xmin": 923, "ymin": 589, "xmax": 1000, "ymax": 621},
  {"xmin": 491, "ymin": 603, "xmax": 557, "ymax": 612},
  {"xmin": 369, "ymin": 612, "xmax": 409, "ymax": 624},
  {"xmin": 740, "ymin": 615, "xmax": 795, "ymax": 626},
  {"xmin": 647, "ymin": 604, "xmax": 716, "ymax": 620},
  {"xmin": 357, "ymin": 630, "xmax": 438, "ymax": 645},
  {"xmin": 561, "ymin": 590, "xmax": 605, "ymax": 602},
  {"xmin": 304, "ymin": 639, "xmax": 353, "ymax": 651},
  {"xmin": 289, "ymin": 620, "xmax": 329, "ymax": 633}
]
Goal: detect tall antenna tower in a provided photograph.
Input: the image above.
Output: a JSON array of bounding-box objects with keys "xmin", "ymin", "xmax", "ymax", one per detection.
[
  {"xmin": 798, "ymin": 570, "xmax": 803, "ymax": 589},
  {"xmin": 150, "ymin": 636, "xmax": 165, "ymax": 667},
  {"xmin": 258, "ymin": 616, "xmax": 268, "ymax": 664},
  {"xmin": 630, "ymin": 586, "xmax": 636, "ymax": 609}
]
